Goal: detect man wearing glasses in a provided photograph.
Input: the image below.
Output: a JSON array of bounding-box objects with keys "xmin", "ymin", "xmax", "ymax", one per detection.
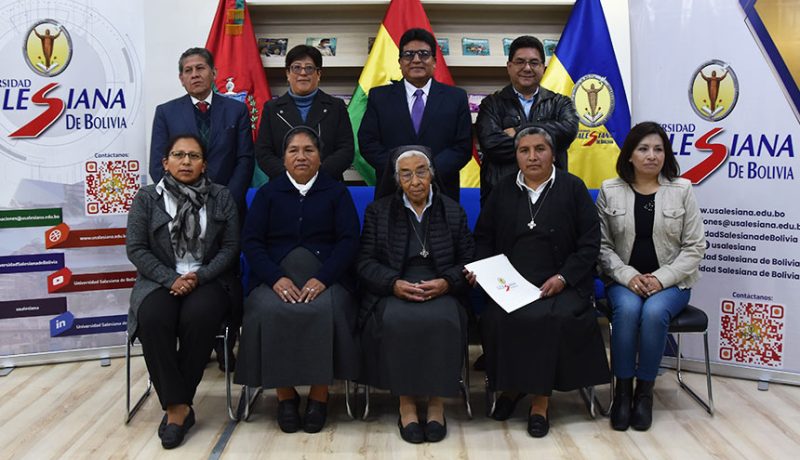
[
  {"xmin": 359, "ymin": 28, "xmax": 472, "ymax": 202},
  {"xmin": 150, "ymin": 47, "xmax": 254, "ymax": 215},
  {"xmin": 476, "ymin": 36, "xmax": 578, "ymax": 205}
]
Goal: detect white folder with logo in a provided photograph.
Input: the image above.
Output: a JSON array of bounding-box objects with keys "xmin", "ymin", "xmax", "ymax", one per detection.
[{"xmin": 465, "ymin": 254, "xmax": 541, "ymax": 314}]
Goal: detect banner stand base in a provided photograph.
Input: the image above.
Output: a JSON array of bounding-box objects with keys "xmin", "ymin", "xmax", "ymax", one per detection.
[
  {"xmin": 758, "ymin": 380, "xmax": 770, "ymax": 391},
  {"xmin": 0, "ymin": 367, "xmax": 13, "ymax": 377}
]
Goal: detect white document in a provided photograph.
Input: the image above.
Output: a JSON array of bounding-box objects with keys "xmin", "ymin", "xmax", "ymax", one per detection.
[{"xmin": 465, "ymin": 254, "xmax": 541, "ymax": 314}]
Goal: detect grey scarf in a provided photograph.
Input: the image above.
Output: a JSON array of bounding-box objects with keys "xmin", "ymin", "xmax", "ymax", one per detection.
[{"xmin": 162, "ymin": 172, "xmax": 211, "ymax": 259}]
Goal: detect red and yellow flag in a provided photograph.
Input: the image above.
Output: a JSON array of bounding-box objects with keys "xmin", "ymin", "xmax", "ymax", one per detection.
[
  {"xmin": 205, "ymin": 0, "xmax": 272, "ymax": 187},
  {"xmin": 347, "ymin": 0, "xmax": 480, "ymax": 186}
]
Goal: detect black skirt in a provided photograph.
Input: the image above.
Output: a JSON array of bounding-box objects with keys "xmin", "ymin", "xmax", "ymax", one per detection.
[
  {"xmin": 235, "ymin": 247, "xmax": 360, "ymax": 388},
  {"xmin": 360, "ymin": 263, "xmax": 465, "ymax": 397}
]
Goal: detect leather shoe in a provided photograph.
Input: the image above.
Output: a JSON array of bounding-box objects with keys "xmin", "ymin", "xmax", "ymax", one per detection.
[
  {"xmin": 161, "ymin": 407, "xmax": 195, "ymax": 449},
  {"xmin": 491, "ymin": 393, "xmax": 525, "ymax": 421},
  {"xmin": 630, "ymin": 379, "xmax": 655, "ymax": 431},
  {"xmin": 527, "ymin": 412, "xmax": 549, "ymax": 438},
  {"xmin": 303, "ymin": 398, "xmax": 328, "ymax": 433},
  {"xmin": 277, "ymin": 391, "xmax": 302, "ymax": 433},
  {"xmin": 610, "ymin": 377, "xmax": 633, "ymax": 431},
  {"xmin": 157, "ymin": 413, "xmax": 167, "ymax": 437},
  {"xmin": 398, "ymin": 417, "xmax": 425, "ymax": 444},
  {"xmin": 424, "ymin": 417, "xmax": 447, "ymax": 442}
]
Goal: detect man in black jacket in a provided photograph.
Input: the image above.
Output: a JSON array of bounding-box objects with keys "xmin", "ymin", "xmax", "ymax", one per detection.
[{"xmin": 476, "ymin": 35, "xmax": 578, "ymax": 205}]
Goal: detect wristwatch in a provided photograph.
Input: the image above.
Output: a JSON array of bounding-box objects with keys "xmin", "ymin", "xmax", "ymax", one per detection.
[{"xmin": 556, "ymin": 274, "xmax": 567, "ymax": 286}]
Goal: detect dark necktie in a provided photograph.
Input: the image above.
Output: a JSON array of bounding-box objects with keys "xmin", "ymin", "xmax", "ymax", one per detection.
[
  {"xmin": 411, "ymin": 89, "xmax": 425, "ymax": 134},
  {"xmin": 195, "ymin": 101, "xmax": 211, "ymax": 146}
]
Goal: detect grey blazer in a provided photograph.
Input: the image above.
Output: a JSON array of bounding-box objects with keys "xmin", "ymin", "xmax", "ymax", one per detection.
[
  {"xmin": 125, "ymin": 182, "xmax": 241, "ymax": 338},
  {"xmin": 596, "ymin": 175, "xmax": 705, "ymax": 290}
]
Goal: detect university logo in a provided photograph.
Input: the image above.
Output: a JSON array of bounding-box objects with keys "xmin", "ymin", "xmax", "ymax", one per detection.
[
  {"xmin": 571, "ymin": 74, "xmax": 615, "ymax": 128},
  {"xmin": 688, "ymin": 60, "xmax": 739, "ymax": 122},
  {"xmin": 23, "ymin": 20, "xmax": 72, "ymax": 77}
]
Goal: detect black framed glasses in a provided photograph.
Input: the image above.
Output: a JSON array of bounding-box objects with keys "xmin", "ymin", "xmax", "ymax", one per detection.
[
  {"xmin": 169, "ymin": 151, "xmax": 203, "ymax": 161},
  {"xmin": 510, "ymin": 59, "xmax": 543, "ymax": 69},
  {"xmin": 398, "ymin": 167, "xmax": 431, "ymax": 183},
  {"xmin": 400, "ymin": 50, "xmax": 433, "ymax": 62},
  {"xmin": 288, "ymin": 64, "xmax": 319, "ymax": 75}
]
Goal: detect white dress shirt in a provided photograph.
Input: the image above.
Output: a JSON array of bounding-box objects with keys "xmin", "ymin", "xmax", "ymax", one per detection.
[
  {"xmin": 516, "ymin": 166, "xmax": 556, "ymax": 204},
  {"xmin": 404, "ymin": 78, "xmax": 432, "ymax": 114}
]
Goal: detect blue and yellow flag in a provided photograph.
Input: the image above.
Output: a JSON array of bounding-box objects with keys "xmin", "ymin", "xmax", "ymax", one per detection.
[{"xmin": 541, "ymin": 0, "xmax": 630, "ymax": 189}]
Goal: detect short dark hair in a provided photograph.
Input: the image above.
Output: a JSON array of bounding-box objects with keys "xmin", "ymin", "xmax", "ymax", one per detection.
[
  {"xmin": 178, "ymin": 47, "xmax": 214, "ymax": 72},
  {"xmin": 164, "ymin": 133, "xmax": 206, "ymax": 159},
  {"xmin": 508, "ymin": 35, "xmax": 545, "ymax": 63},
  {"xmin": 282, "ymin": 125, "xmax": 323, "ymax": 155},
  {"xmin": 514, "ymin": 125, "xmax": 555, "ymax": 152},
  {"xmin": 285, "ymin": 44, "xmax": 323, "ymax": 69},
  {"xmin": 616, "ymin": 121, "xmax": 680, "ymax": 183},
  {"xmin": 398, "ymin": 28, "xmax": 437, "ymax": 58}
]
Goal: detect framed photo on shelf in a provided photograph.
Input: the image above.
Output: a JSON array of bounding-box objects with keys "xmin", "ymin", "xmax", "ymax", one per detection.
[
  {"xmin": 437, "ymin": 38, "xmax": 450, "ymax": 56},
  {"xmin": 543, "ymin": 38, "xmax": 558, "ymax": 58},
  {"xmin": 462, "ymin": 38, "xmax": 490, "ymax": 56},
  {"xmin": 258, "ymin": 38, "xmax": 288, "ymax": 57},
  {"xmin": 503, "ymin": 38, "xmax": 513, "ymax": 56},
  {"xmin": 306, "ymin": 37, "xmax": 337, "ymax": 56}
]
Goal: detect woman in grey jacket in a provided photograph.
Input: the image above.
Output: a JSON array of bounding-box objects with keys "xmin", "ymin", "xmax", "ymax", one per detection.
[
  {"xmin": 597, "ymin": 122, "xmax": 705, "ymax": 432},
  {"xmin": 126, "ymin": 134, "xmax": 240, "ymax": 449}
]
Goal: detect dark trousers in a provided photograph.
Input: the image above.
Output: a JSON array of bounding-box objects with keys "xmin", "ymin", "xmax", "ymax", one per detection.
[{"xmin": 137, "ymin": 282, "xmax": 229, "ymax": 410}]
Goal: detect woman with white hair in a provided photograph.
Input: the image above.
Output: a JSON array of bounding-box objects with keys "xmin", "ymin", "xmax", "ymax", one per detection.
[{"xmin": 357, "ymin": 145, "xmax": 475, "ymax": 444}]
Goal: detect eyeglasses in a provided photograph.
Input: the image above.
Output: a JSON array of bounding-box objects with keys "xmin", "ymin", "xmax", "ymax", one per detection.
[
  {"xmin": 288, "ymin": 64, "xmax": 319, "ymax": 75},
  {"xmin": 169, "ymin": 151, "xmax": 203, "ymax": 161},
  {"xmin": 511, "ymin": 59, "xmax": 543, "ymax": 69},
  {"xmin": 398, "ymin": 167, "xmax": 431, "ymax": 183},
  {"xmin": 400, "ymin": 50, "xmax": 433, "ymax": 62}
]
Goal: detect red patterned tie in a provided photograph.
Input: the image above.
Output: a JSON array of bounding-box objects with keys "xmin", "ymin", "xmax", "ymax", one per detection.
[{"xmin": 196, "ymin": 101, "xmax": 209, "ymax": 113}]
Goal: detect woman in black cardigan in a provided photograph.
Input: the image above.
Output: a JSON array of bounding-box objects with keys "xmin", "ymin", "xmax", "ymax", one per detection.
[
  {"xmin": 472, "ymin": 126, "xmax": 609, "ymax": 438},
  {"xmin": 357, "ymin": 145, "xmax": 474, "ymax": 444},
  {"xmin": 254, "ymin": 44, "xmax": 354, "ymax": 181}
]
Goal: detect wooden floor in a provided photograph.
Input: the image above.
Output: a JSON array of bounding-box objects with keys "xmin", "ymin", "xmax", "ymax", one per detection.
[{"xmin": 1, "ymin": 347, "xmax": 799, "ymax": 460}]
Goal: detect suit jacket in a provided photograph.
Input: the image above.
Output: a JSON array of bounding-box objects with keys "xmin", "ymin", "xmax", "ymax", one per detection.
[
  {"xmin": 358, "ymin": 79, "xmax": 472, "ymax": 201},
  {"xmin": 597, "ymin": 176, "xmax": 705, "ymax": 289},
  {"xmin": 254, "ymin": 90, "xmax": 354, "ymax": 181},
  {"xmin": 126, "ymin": 183, "xmax": 242, "ymax": 338},
  {"xmin": 149, "ymin": 94, "xmax": 254, "ymax": 211}
]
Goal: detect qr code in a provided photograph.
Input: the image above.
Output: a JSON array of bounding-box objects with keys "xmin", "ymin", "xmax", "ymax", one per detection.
[
  {"xmin": 719, "ymin": 299, "xmax": 784, "ymax": 368},
  {"xmin": 85, "ymin": 160, "xmax": 141, "ymax": 215}
]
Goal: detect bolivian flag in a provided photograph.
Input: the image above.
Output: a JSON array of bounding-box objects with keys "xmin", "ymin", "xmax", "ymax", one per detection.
[
  {"xmin": 541, "ymin": 0, "xmax": 630, "ymax": 189},
  {"xmin": 347, "ymin": 0, "xmax": 481, "ymax": 187}
]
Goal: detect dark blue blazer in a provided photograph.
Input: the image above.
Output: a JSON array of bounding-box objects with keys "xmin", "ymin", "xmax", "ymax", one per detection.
[
  {"xmin": 242, "ymin": 172, "xmax": 360, "ymax": 292},
  {"xmin": 149, "ymin": 93, "xmax": 254, "ymax": 210},
  {"xmin": 357, "ymin": 79, "xmax": 472, "ymax": 201}
]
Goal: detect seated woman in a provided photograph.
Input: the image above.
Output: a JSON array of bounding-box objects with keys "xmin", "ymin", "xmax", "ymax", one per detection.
[
  {"xmin": 473, "ymin": 126, "xmax": 609, "ymax": 438},
  {"xmin": 358, "ymin": 146, "xmax": 474, "ymax": 444},
  {"xmin": 235, "ymin": 126, "xmax": 361, "ymax": 434},
  {"xmin": 126, "ymin": 134, "xmax": 240, "ymax": 449},
  {"xmin": 597, "ymin": 121, "xmax": 705, "ymax": 431}
]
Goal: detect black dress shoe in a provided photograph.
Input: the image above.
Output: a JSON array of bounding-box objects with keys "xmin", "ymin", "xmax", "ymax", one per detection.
[
  {"xmin": 491, "ymin": 393, "xmax": 525, "ymax": 421},
  {"xmin": 424, "ymin": 417, "xmax": 447, "ymax": 442},
  {"xmin": 277, "ymin": 391, "xmax": 302, "ymax": 433},
  {"xmin": 161, "ymin": 407, "xmax": 195, "ymax": 449},
  {"xmin": 398, "ymin": 417, "xmax": 425, "ymax": 444},
  {"xmin": 527, "ymin": 412, "xmax": 549, "ymax": 438},
  {"xmin": 158, "ymin": 413, "xmax": 168, "ymax": 437},
  {"xmin": 303, "ymin": 398, "xmax": 328, "ymax": 433},
  {"xmin": 473, "ymin": 353, "xmax": 486, "ymax": 371}
]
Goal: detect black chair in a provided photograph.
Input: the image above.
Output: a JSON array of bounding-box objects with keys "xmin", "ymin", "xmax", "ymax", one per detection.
[
  {"xmin": 597, "ymin": 299, "xmax": 714, "ymax": 415},
  {"xmin": 484, "ymin": 375, "xmax": 603, "ymax": 419},
  {"xmin": 236, "ymin": 380, "xmax": 357, "ymax": 422},
  {"xmin": 125, "ymin": 321, "xmax": 237, "ymax": 423}
]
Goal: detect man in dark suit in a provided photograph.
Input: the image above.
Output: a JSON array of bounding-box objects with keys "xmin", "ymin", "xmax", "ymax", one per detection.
[
  {"xmin": 149, "ymin": 47, "xmax": 254, "ymax": 213},
  {"xmin": 358, "ymin": 28, "xmax": 472, "ymax": 201}
]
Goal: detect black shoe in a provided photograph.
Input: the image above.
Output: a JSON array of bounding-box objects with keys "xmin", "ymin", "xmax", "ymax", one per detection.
[
  {"xmin": 424, "ymin": 417, "xmax": 447, "ymax": 442},
  {"xmin": 630, "ymin": 379, "xmax": 655, "ymax": 431},
  {"xmin": 610, "ymin": 377, "xmax": 633, "ymax": 431},
  {"xmin": 277, "ymin": 391, "xmax": 302, "ymax": 433},
  {"xmin": 398, "ymin": 417, "xmax": 425, "ymax": 444},
  {"xmin": 158, "ymin": 413, "xmax": 168, "ymax": 437},
  {"xmin": 527, "ymin": 412, "xmax": 549, "ymax": 438},
  {"xmin": 161, "ymin": 407, "xmax": 195, "ymax": 449},
  {"xmin": 491, "ymin": 393, "xmax": 525, "ymax": 421},
  {"xmin": 303, "ymin": 398, "xmax": 328, "ymax": 433},
  {"xmin": 473, "ymin": 353, "xmax": 486, "ymax": 371}
]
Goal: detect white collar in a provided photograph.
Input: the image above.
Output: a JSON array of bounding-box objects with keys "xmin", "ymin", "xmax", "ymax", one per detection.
[
  {"xmin": 404, "ymin": 78, "xmax": 432, "ymax": 99},
  {"xmin": 190, "ymin": 92, "xmax": 213, "ymax": 107},
  {"xmin": 155, "ymin": 178, "xmax": 167, "ymax": 195},
  {"xmin": 402, "ymin": 188, "xmax": 434, "ymax": 222},
  {"xmin": 286, "ymin": 171, "xmax": 318, "ymax": 196},
  {"xmin": 516, "ymin": 166, "xmax": 556, "ymax": 194}
]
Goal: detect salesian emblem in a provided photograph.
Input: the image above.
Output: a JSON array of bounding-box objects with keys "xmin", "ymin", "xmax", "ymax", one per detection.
[
  {"xmin": 571, "ymin": 74, "xmax": 615, "ymax": 128},
  {"xmin": 23, "ymin": 19, "xmax": 72, "ymax": 77},
  {"xmin": 689, "ymin": 60, "xmax": 739, "ymax": 122}
]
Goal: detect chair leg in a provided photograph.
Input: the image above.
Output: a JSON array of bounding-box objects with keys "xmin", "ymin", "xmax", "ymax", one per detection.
[
  {"xmin": 125, "ymin": 333, "xmax": 152, "ymax": 424},
  {"xmin": 460, "ymin": 342, "xmax": 473, "ymax": 420},
  {"xmin": 345, "ymin": 380, "xmax": 355, "ymax": 420},
  {"xmin": 237, "ymin": 385, "xmax": 263, "ymax": 422},
  {"xmin": 674, "ymin": 332, "xmax": 714, "ymax": 415},
  {"xmin": 361, "ymin": 385, "xmax": 371, "ymax": 421},
  {"xmin": 579, "ymin": 386, "xmax": 598, "ymax": 419},
  {"xmin": 484, "ymin": 375, "xmax": 496, "ymax": 418},
  {"xmin": 223, "ymin": 326, "xmax": 238, "ymax": 421},
  {"xmin": 605, "ymin": 321, "xmax": 614, "ymax": 418}
]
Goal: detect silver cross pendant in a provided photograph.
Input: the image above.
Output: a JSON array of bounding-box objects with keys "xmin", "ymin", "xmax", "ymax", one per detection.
[
  {"xmin": 527, "ymin": 220, "xmax": 536, "ymax": 230},
  {"xmin": 420, "ymin": 248, "xmax": 429, "ymax": 258}
]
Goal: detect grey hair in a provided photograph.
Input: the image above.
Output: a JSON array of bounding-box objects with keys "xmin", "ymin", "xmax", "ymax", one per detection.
[
  {"xmin": 394, "ymin": 150, "xmax": 435, "ymax": 184},
  {"xmin": 514, "ymin": 125, "xmax": 555, "ymax": 151}
]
